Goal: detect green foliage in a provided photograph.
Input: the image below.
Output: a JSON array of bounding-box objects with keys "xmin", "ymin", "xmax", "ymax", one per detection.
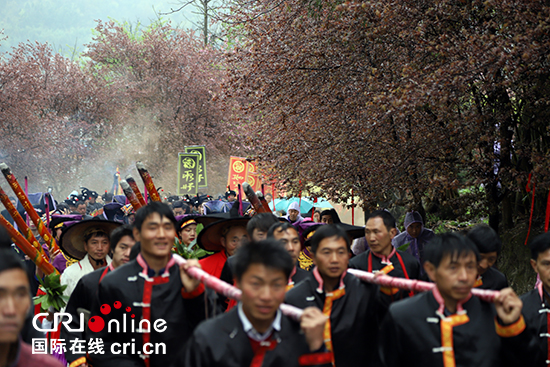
[
  {"xmin": 172, "ymin": 222, "xmax": 212, "ymax": 259},
  {"xmin": 397, "ymin": 242, "xmax": 410, "ymax": 252},
  {"xmin": 172, "ymin": 236, "xmax": 213, "ymax": 259},
  {"xmin": 33, "ymin": 273, "xmax": 69, "ymax": 312}
]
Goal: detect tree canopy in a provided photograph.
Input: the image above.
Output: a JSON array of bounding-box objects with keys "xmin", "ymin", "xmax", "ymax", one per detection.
[{"xmin": 224, "ymin": 0, "xmax": 550, "ymax": 229}]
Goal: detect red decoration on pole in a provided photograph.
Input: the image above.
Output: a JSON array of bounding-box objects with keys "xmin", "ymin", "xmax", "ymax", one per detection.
[
  {"xmin": 0, "ymin": 186, "xmax": 49, "ymax": 261},
  {"xmin": 126, "ymin": 175, "xmax": 146, "ymax": 207},
  {"xmin": 0, "ymin": 163, "xmax": 60, "ymax": 254},
  {"xmin": 545, "ymin": 188, "xmax": 550, "ymax": 233},
  {"xmin": 24, "ymin": 176, "xmax": 29, "ymax": 226},
  {"xmin": 351, "ymin": 189, "xmax": 355, "ymax": 226},
  {"xmin": 311, "ymin": 197, "xmax": 317, "ymax": 220},
  {"xmin": 346, "ymin": 268, "xmax": 499, "ymax": 303},
  {"xmin": 136, "ymin": 162, "xmax": 161, "ymax": 202},
  {"xmin": 525, "ymin": 173, "xmax": 535, "ymax": 245},
  {"xmin": 0, "ymin": 214, "xmax": 58, "ymax": 275},
  {"xmin": 120, "ymin": 181, "xmax": 143, "ymax": 211},
  {"xmin": 271, "ymin": 183, "xmax": 276, "ymax": 211},
  {"xmin": 298, "ymin": 180, "xmax": 302, "ymax": 208}
]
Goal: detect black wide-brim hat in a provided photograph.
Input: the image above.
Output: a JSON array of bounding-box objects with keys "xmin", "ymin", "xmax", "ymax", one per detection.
[
  {"xmin": 337, "ymin": 223, "xmax": 366, "ymax": 240},
  {"xmin": 197, "ymin": 217, "xmax": 250, "ymax": 252},
  {"xmin": 59, "ymin": 218, "xmax": 121, "ymax": 260}
]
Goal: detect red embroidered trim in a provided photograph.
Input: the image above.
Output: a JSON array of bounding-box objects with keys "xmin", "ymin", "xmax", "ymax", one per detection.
[
  {"xmin": 181, "ymin": 283, "xmax": 205, "ymax": 299},
  {"xmin": 298, "ymin": 352, "xmax": 334, "ymax": 366}
]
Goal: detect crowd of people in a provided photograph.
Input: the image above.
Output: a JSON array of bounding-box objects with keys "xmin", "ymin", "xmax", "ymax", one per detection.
[{"xmin": 1, "ymin": 186, "xmax": 550, "ymax": 367}]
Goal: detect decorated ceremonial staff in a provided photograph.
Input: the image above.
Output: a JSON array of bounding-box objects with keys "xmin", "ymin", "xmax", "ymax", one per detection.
[
  {"xmin": 242, "ymin": 182, "xmax": 271, "ymax": 213},
  {"xmin": 120, "ymin": 180, "xmax": 143, "ymax": 211},
  {"xmin": 0, "ymin": 214, "xmax": 58, "ymax": 275},
  {"xmin": 171, "ymin": 253, "xmax": 500, "ymax": 321},
  {"xmin": 0, "ymin": 185, "xmax": 50, "ymax": 261},
  {"xmin": 0, "ymin": 163, "xmax": 60, "ymax": 254},
  {"xmin": 125, "ymin": 174, "xmax": 147, "ymax": 207},
  {"xmin": 136, "ymin": 161, "xmax": 162, "ymax": 202}
]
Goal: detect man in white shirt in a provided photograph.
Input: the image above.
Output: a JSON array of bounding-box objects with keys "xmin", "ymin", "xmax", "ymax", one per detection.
[{"xmin": 60, "ymin": 221, "xmax": 118, "ymax": 298}]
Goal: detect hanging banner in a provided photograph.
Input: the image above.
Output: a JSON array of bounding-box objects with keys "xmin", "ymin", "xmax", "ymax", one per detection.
[
  {"xmin": 227, "ymin": 156, "xmax": 247, "ymax": 194},
  {"xmin": 246, "ymin": 161, "xmax": 263, "ymax": 193},
  {"xmin": 227, "ymin": 157, "xmax": 264, "ymax": 197},
  {"xmin": 184, "ymin": 145, "xmax": 207, "ymax": 188},
  {"xmin": 177, "ymin": 153, "xmax": 199, "ymax": 195}
]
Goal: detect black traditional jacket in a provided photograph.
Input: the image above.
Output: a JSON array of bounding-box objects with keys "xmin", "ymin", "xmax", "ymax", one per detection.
[
  {"xmin": 175, "ymin": 307, "xmax": 332, "ymax": 367},
  {"xmin": 285, "ymin": 268, "xmax": 385, "ymax": 366},
  {"xmin": 379, "ymin": 288, "xmax": 533, "ymax": 367},
  {"xmin": 90, "ymin": 254, "xmax": 209, "ymax": 367},
  {"xmin": 61, "ymin": 264, "xmax": 113, "ymax": 364}
]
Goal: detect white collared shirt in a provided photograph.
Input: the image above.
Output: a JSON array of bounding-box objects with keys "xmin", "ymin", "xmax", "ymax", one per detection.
[
  {"xmin": 61, "ymin": 254, "xmax": 112, "ymax": 299},
  {"xmin": 237, "ymin": 302, "xmax": 281, "ymax": 342}
]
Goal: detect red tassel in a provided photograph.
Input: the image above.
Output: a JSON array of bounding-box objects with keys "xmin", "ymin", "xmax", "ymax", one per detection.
[
  {"xmin": 545, "ymin": 188, "xmax": 550, "ymax": 233},
  {"xmin": 271, "ymin": 183, "xmax": 276, "ymax": 211},
  {"xmin": 351, "ymin": 189, "xmax": 355, "ymax": 226},
  {"xmin": 525, "ymin": 173, "xmax": 535, "ymax": 245},
  {"xmin": 298, "ymin": 180, "xmax": 302, "ymax": 209}
]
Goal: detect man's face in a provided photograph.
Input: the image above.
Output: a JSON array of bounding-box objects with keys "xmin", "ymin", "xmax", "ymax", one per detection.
[
  {"xmin": 531, "ymin": 248, "xmax": 550, "ymax": 292},
  {"xmin": 221, "ymin": 226, "xmax": 249, "ymax": 256},
  {"xmin": 173, "ymin": 207, "xmax": 184, "ymax": 217},
  {"xmin": 180, "ymin": 224, "xmax": 197, "ymax": 245},
  {"xmin": 76, "ymin": 204, "xmax": 87, "ymax": 215},
  {"xmin": 112, "ymin": 235, "xmax": 136, "ymax": 268},
  {"xmin": 320, "ymin": 215, "xmax": 333, "ymax": 224},
  {"xmin": 407, "ymin": 222, "xmax": 423, "ymax": 238},
  {"xmin": 0, "ymin": 268, "xmax": 30, "ymax": 342},
  {"xmin": 272, "ymin": 227, "xmax": 301, "ymax": 264},
  {"xmin": 134, "ymin": 213, "xmax": 176, "ymax": 259},
  {"xmin": 313, "ymin": 236, "xmax": 349, "ymax": 280},
  {"xmin": 251, "ymin": 228, "xmax": 267, "ymax": 242},
  {"xmin": 265, "ymin": 194, "xmax": 273, "ymax": 203},
  {"xmin": 288, "ymin": 209, "xmax": 300, "ymax": 222},
  {"xmin": 425, "ymin": 252, "xmax": 477, "ymax": 305},
  {"xmin": 365, "ymin": 217, "xmax": 396, "ymax": 256},
  {"xmin": 237, "ymin": 264, "xmax": 287, "ymax": 328},
  {"xmin": 227, "ymin": 194, "xmax": 236, "ymax": 202},
  {"xmin": 478, "ymin": 251, "xmax": 498, "ymax": 276},
  {"xmin": 84, "ymin": 234, "xmax": 110, "ymax": 260}
]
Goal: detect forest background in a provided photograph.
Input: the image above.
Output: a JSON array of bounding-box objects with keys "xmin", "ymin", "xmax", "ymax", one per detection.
[{"xmin": 1, "ymin": 0, "xmax": 550, "ymax": 293}]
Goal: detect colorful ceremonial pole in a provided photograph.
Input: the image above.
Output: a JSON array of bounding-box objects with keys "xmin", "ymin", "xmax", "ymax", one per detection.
[
  {"xmin": 351, "ymin": 189, "xmax": 355, "ymax": 226},
  {"xmin": 24, "ymin": 176, "xmax": 29, "ymax": 226},
  {"xmin": 172, "ymin": 255, "xmax": 499, "ymax": 322},
  {"xmin": 120, "ymin": 180, "xmax": 143, "ymax": 211},
  {"xmin": 346, "ymin": 268, "xmax": 499, "ymax": 303},
  {"xmin": 0, "ymin": 214, "xmax": 58, "ymax": 275},
  {"xmin": 171, "ymin": 254, "xmax": 304, "ymax": 321},
  {"xmin": 0, "ymin": 163, "xmax": 60, "ymax": 254},
  {"xmin": 136, "ymin": 162, "xmax": 161, "ymax": 202},
  {"xmin": 0, "ymin": 186, "xmax": 50, "ymax": 261},
  {"xmin": 242, "ymin": 182, "xmax": 270, "ymax": 214}
]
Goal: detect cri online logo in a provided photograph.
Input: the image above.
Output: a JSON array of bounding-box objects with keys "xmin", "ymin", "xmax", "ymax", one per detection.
[
  {"xmin": 33, "ymin": 300, "xmax": 167, "ymax": 334},
  {"xmin": 89, "ymin": 301, "xmax": 126, "ymax": 333}
]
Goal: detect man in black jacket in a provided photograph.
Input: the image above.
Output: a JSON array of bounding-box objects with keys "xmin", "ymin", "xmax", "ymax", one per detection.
[
  {"xmin": 285, "ymin": 224, "xmax": 385, "ymax": 366},
  {"xmin": 179, "ymin": 239, "xmax": 332, "ymax": 367},
  {"xmin": 91, "ymin": 202, "xmax": 209, "ymax": 367}
]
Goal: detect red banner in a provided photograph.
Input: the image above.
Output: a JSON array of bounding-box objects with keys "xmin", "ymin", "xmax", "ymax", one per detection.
[{"xmin": 227, "ymin": 157, "xmax": 264, "ymax": 196}]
